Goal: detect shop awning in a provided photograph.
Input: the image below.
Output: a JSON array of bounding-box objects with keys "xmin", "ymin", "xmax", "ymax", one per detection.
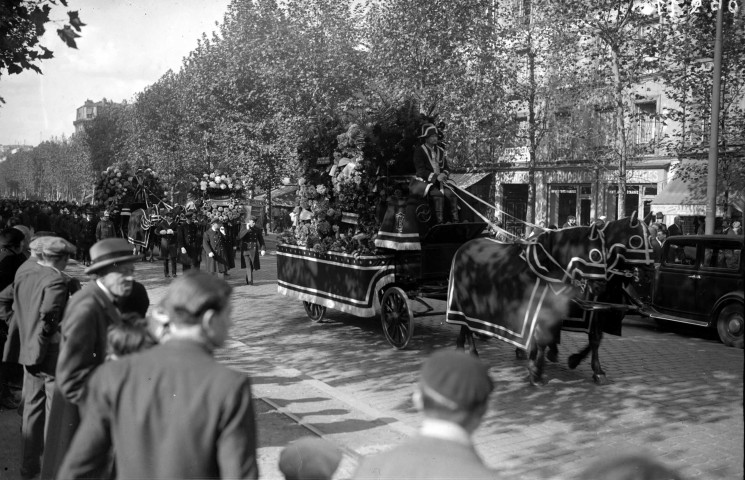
[
  {"xmin": 652, "ymin": 177, "xmax": 743, "ymax": 216},
  {"xmin": 450, "ymin": 172, "xmax": 490, "ymax": 190}
]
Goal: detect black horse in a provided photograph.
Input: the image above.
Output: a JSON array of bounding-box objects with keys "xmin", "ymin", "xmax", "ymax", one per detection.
[{"xmin": 448, "ymin": 213, "xmax": 653, "ymax": 385}]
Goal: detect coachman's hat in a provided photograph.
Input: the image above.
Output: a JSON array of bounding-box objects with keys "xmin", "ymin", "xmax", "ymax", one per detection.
[
  {"xmin": 85, "ymin": 238, "xmax": 140, "ymax": 274},
  {"xmin": 419, "ymin": 350, "xmax": 493, "ymax": 411},
  {"xmin": 419, "ymin": 123, "xmax": 438, "ymax": 139}
]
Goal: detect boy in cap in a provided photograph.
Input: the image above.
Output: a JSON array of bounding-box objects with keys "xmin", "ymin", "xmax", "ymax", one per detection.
[
  {"xmin": 353, "ymin": 350, "xmax": 499, "ymax": 479},
  {"xmin": 279, "ymin": 437, "xmax": 342, "ymax": 480},
  {"xmin": 57, "ymin": 271, "xmax": 259, "ymax": 480}
]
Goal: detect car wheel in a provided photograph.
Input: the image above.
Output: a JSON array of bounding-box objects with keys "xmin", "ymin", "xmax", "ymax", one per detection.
[{"xmin": 716, "ymin": 303, "xmax": 744, "ymax": 349}]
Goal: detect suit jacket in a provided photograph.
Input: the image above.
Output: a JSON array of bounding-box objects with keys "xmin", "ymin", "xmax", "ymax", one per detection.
[
  {"xmin": 651, "ymin": 238, "xmax": 664, "ymax": 263},
  {"xmin": 238, "ymin": 225, "xmax": 265, "ymax": 271},
  {"xmin": 41, "ymin": 281, "xmax": 123, "ymax": 479},
  {"xmin": 4, "ymin": 261, "xmax": 69, "ymax": 367},
  {"xmin": 157, "ymin": 219, "xmax": 178, "ymax": 256},
  {"xmin": 0, "ymin": 248, "xmax": 25, "ymax": 292},
  {"xmin": 58, "ymin": 339, "xmax": 259, "ymax": 480},
  {"xmin": 202, "ymin": 228, "xmax": 228, "ymax": 272},
  {"xmin": 353, "ymin": 435, "xmax": 499, "ymax": 480},
  {"xmin": 667, "ymin": 223, "xmax": 682, "ymax": 237}
]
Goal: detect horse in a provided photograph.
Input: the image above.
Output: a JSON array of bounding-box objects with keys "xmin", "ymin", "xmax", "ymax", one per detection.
[{"xmin": 447, "ymin": 213, "xmax": 653, "ymax": 385}]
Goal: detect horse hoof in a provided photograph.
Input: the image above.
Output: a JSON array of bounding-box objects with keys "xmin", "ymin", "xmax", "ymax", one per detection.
[
  {"xmin": 592, "ymin": 374, "xmax": 608, "ymax": 385},
  {"xmin": 567, "ymin": 354, "xmax": 581, "ymax": 370}
]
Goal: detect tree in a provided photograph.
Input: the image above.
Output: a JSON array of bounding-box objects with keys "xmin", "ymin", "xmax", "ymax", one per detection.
[{"xmin": 0, "ymin": 0, "xmax": 86, "ymax": 102}]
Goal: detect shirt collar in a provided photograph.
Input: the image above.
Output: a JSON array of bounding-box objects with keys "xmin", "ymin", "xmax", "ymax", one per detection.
[
  {"xmin": 96, "ymin": 278, "xmax": 117, "ymax": 303},
  {"xmin": 420, "ymin": 418, "xmax": 472, "ymax": 446}
]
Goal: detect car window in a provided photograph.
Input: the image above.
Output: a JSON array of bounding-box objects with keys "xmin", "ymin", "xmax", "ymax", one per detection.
[
  {"xmin": 664, "ymin": 244, "xmax": 697, "ymax": 266},
  {"xmin": 703, "ymin": 246, "xmax": 741, "ymax": 270}
]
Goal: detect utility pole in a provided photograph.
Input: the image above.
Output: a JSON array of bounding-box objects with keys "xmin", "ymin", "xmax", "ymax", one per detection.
[{"xmin": 704, "ymin": 4, "xmax": 724, "ymax": 234}]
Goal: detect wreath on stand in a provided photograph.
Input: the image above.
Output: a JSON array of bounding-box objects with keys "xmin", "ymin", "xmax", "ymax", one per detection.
[
  {"xmin": 93, "ymin": 166, "xmax": 167, "ymax": 212},
  {"xmin": 190, "ymin": 170, "xmax": 246, "ymax": 225}
]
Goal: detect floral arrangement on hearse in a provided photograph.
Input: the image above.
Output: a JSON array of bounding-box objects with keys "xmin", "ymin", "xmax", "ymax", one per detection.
[
  {"xmin": 93, "ymin": 165, "xmax": 166, "ymax": 209},
  {"xmin": 278, "ymin": 123, "xmax": 387, "ymax": 255},
  {"xmin": 190, "ymin": 169, "xmax": 247, "ymax": 225}
]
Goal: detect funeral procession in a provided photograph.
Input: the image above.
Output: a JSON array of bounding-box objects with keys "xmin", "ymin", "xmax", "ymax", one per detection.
[{"xmin": 0, "ymin": 1, "xmax": 743, "ymax": 479}]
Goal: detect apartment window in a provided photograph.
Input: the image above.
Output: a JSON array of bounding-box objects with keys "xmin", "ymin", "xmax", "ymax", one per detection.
[
  {"xmin": 635, "ymin": 101, "xmax": 658, "ymax": 144},
  {"xmin": 86, "ymin": 107, "xmax": 94, "ymax": 119}
]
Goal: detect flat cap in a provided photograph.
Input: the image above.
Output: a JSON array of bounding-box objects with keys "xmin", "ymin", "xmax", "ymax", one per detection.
[
  {"xmin": 42, "ymin": 237, "xmax": 77, "ymax": 256},
  {"xmin": 419, "ymin": 350, "xmax": 493, "ymax": 411},
  {"xmin": 278, "ymin": 437, "xmax": 342, "ymax": 480}
]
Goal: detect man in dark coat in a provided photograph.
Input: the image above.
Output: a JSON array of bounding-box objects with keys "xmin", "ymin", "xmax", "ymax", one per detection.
[
  {"xmin": 667, "ymin": 216, "xmax": 682, "ymax": 237},
  {"xmin": 2, "ymin": 236, "xmax": 76, "ymax": 479},
  {"xmin": 95, "ymin": 210, "xmax": 117, "ymax": 241},
  {"xmin": 238, "ymin": 217, "xmax": 266, "ymax": 286},
  {"xmin": 0, "ymin": 228, "xmax": 26, "ymax": 291},
  {"xmin": 157, "ymin": 211, "xmax": 178, "ymax": 278},
  {"xmin": 353, "ymin": 350, "xmax": 499, "ymax": 479},
  {"xmin": 177, "ymin": 212, "xmax": 201, "ymax": 271},
  {"xmin": 41, "ymin": 238, "xmax": 140, "ymax": 478},
  {"xmin": 78, "ymin": 211, "xmax": 97, "ymax": 266},
  {"xmin": 202, "ymin": 219, "xmax": 229, "ymax": 278},
  {"xmin": 57, "ymin": 272, "xmax": 259, "ymax": 480},
  {"xmin": 410, "ymin": 123, "xmax": 459, "ymax": 224}
]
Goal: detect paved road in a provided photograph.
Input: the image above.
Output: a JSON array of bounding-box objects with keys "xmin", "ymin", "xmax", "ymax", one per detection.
[{"xmin": 2, "ymin": 239, "xmax": 743, "ymax": 479}]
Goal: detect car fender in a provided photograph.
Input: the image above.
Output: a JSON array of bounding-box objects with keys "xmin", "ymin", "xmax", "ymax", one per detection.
[{"xmin": 711, "ymin": 290, "xmax": 744, "ymax": 323}]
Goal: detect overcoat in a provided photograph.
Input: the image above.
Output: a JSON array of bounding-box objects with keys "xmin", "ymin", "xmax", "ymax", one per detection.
[
  {"xmin": 202, "ymin": 228, "xmax": 228, "ymax": 274},
  {"xmin": 57, "ymin": 339, "xmax": 259, "ymax": 480},
  {"xmin": 410, "ymin": 144, "xmax": 450, "ymax": 198},
  {"xmin": 157, "ymin": 219, "xmax": 178, "ymax": 258},
  {"xmin": 40, "ymin": 281, "xmax": 122, "ymax": 479},
  {"xmin": 0, "ymin": 247, "xmax": 25, "ymax": 291},
  {"xmin": 177, "ymin": 221, "xmax": 201, "ymax": 265},
  {"xmin": 238, "ymin": 225, "xmax": 265, "ymax": 271}
]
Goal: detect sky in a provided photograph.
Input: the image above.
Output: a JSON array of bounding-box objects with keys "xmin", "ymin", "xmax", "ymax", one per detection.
[{"xmin": 0, "ymin": 0, "xmax": 232, "ymax": 146}]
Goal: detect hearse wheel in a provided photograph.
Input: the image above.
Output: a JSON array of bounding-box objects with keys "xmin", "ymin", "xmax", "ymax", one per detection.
[
  {"xmin": 303, "ymin": 301, "xmax": 326, "ymax": 323},
  {"xmin": 381, "ymin": 287, "xmax": 414, "ymax": 350},
  {"xmin": 716, "ymin": 303, "xmax": 744, "ymax": 349}
]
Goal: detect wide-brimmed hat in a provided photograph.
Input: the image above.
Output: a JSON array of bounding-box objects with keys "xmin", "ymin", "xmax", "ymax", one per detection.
[
  {"xmin": 85, "ymin": 238, "xmax": 140, "ymax": 274},
  {"xmin": 419, "ymin": 123, "xmax": 438, "ymax": 138}
]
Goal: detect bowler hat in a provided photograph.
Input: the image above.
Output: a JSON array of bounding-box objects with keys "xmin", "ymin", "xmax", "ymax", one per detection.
[
  {"xmin": 419, "ymin": 123, "xmax": 438, "ymax": 138},
  {"xmin": 419, "ymin": 350, "xmax": 493, "ymax": 411},
  {"xmin": 278, "ymin": 437, "xmax": 342, "ymax": 480},
  {"xmin": 85, "ymin": 238, "xmax": 140, "ymax": 274}
]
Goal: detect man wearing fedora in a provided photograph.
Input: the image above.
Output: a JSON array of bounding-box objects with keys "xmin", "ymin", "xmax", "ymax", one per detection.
[
  {"xmin": 410, "ymin": 123, "xmax": 459, "ymax": 224},
  {"xmin": 41, "ymin": 238, "xmax": 141, "ymax": 478},
  {"xmin": 58, "ymin": 271, "xmax": 259, "ymax": 480},
  {"xmin": 1, "ymin": 236, "xmax": 76, "ymax": 479},
  {"xmin": 353, "ymin": 350, "xmax": 499, "ymax": 479}
]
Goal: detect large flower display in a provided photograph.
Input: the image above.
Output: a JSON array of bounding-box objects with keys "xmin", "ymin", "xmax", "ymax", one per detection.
[
  {"xmin": 93, "ymin": 165, "xmax": 166, "ymax": 209},
  {"xmin": 279, "ymin": 123, "xmax": 384, "ymax": 255},
  {"xmin": 191, "ymin": 170, "xmax": 247, "ymax": 225}
]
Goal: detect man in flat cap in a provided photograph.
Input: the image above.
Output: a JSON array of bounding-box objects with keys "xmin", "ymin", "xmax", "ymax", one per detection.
[
  {"xmin": 1, "ymin": 236, "xmax": 76, "ymax": 479},
  {"xmin": 41, "ymin": 238, "xmax": 141, "ymax": 478},
  {"xmin": 58, "ymin": 271, "xmax": 259, "ymax": 480},
  {"xmin": 353, "ymin": 350, "xmax": 500, "ymax": 479}
]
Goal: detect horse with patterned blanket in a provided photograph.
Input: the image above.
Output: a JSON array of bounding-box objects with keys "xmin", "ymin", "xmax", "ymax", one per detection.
[{"xmin": 447, "ymin": 213, "xmax": 653, "ymax": 385}]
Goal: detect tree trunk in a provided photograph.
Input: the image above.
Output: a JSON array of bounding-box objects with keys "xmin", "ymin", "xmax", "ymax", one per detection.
[
  {"xmin": 611, "ymin": 45, "xmax": 627, "ymax": 219},
  {"xmin": 526, "ymin": 33, "xmax": 537, "ymax": 237}
]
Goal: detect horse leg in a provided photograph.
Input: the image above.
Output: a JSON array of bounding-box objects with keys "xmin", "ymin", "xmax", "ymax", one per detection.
[
  {"xmin": 567, "ymin": 344, "xmax": 591, "ymax": 370},
  {"xmin": 589, "ymin": 327, "xmax": 607, "ymax": 384},
  {"xmin": 456, "ymin": 326, "xmax": 479, "ymax": 357},
  {"xmin": 526, "ymin": 341, "xmax": 546, "ymax": 386},
  {"xmin": 546, "ymin": 342, "xmax": 559, "ymax": 363}
]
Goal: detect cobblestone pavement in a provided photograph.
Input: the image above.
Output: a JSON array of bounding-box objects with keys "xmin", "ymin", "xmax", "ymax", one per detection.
[{"xmin": 2, "ymin": 237, "xmax": 743, "ymax": 479}]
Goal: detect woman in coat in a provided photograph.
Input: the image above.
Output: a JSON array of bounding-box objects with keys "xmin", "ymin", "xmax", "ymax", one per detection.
[{"xmin": 238, "ymin": 217, "xmax": 265, "ymax": 285}]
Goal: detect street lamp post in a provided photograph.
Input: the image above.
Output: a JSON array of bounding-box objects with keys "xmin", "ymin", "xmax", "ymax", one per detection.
[{"xmin": 705, "ymin": 3, "xmax": 724, "ymax": 234}]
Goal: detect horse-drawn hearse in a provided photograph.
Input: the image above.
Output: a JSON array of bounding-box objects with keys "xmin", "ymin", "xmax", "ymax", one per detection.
[{"xmin": 277, "ymin": 165, "xmax": 655, "ymax": 385}]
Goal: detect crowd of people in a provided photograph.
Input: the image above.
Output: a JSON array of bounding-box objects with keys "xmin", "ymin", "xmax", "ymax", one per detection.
[{"xmin": 0, "ymin": 198, "xmax": 689, "ymax": 479}]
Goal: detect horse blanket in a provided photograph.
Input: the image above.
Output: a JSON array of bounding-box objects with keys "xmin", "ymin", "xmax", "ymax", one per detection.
[{"xmin": 127, "ymin": 208, "xmax": 152, "ymax": 248}]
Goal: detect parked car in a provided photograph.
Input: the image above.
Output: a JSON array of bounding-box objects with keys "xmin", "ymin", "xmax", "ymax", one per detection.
[{"xmin": 633, "ymin": 235, "xmax": 743, "ymax": 348}]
